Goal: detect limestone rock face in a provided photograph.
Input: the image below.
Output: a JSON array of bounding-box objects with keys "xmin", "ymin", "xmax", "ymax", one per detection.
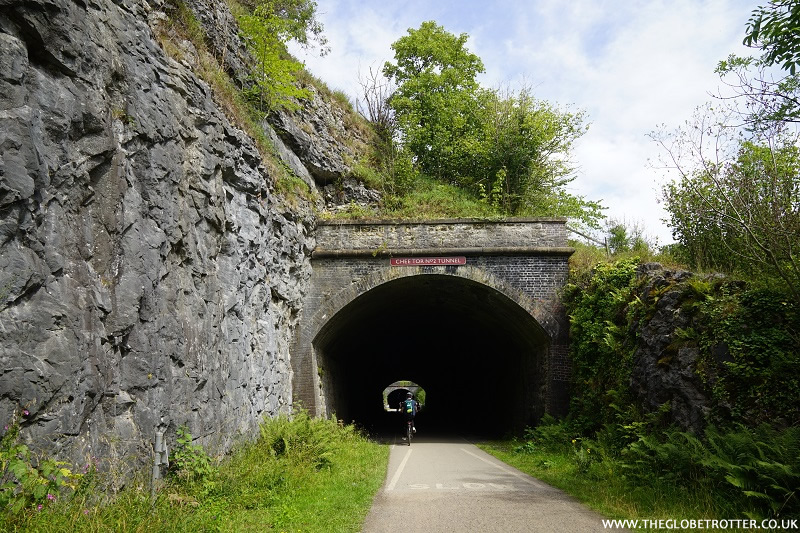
[
  {"xmin": 322, "ymin": 177, "xmax": 382, "ymax": 211},
  {"xmin": 0, "ymin": 0, "xmax": 318, "ymax": 467},
  {"xmin": 629, "ymin": 264, "xmax": 710, "ymax": 432},
  {"xmin": 269, "ymin": 85, "xmax": 371, "ymax": 185}
]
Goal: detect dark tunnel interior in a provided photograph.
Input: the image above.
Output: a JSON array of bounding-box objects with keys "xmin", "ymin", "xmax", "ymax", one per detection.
[{"xmin": 313, "ymin": 274, "xmax": 549, "ymax": 439}]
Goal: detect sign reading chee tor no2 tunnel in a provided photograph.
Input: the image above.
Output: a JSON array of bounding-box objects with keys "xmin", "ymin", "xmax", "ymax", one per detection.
[{"xmin": 390, "ymin": 257, "xmax": 467, "ymax": 266}]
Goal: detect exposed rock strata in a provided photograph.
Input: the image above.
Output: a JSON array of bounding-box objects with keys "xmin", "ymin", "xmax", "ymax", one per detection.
[
  {"xmin": 0, "ymin": 0, "xmax": 359, "ymax": 468},
  {"xmin": 629, "ymin": 263, "xmax": 712, "ymax": 432},
  {"xmin": 268, "ymin": 85, "xmax": 370, "ymax": 185}
]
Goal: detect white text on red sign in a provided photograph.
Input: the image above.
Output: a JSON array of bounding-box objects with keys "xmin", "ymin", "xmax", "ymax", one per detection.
[{"xmin": 390, "ymin": 257, "xmax": 467, "ymax": 266}]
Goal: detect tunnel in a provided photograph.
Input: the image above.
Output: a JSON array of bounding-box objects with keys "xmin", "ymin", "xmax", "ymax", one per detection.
[{"xmin": 311, "ymin": 273, "xmax": 550, "ymax": 439}]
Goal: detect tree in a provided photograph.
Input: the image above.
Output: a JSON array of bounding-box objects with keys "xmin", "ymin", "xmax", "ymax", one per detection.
[
  {"xmin": 744, "ymin": 0, "xmax": 800, "ymax": 73},
  {"xmin": 477, "ymin": 86, "xmax": 599, "ymax": 225},
  {"xmin": 237, "ymin": 0, "xmax": 327, "ymax": 111},
  {"xmin": 654, "ymin": 106, "xmax": 800, "ymax": 301},
  {"xmin": 717, "ymin": 1, "xmax": 800, "ymax": 130},
  {"xmin": 383, "ymin": 21, "xmax": 486, "ymax": 181},
  {"xmin": 715, "ymin": 55, "xmax": 800, "ymax": 131},
  {"xmin": 357, "ymin": 65, "xmax": 396, "ymax": 143},
  {"xmin": 604, "ymin": 219, "xmax": 653, "ymax": 256},
  {"xmin": 381, "ymin": 22, "xmax": 603, "ymax": 229}
]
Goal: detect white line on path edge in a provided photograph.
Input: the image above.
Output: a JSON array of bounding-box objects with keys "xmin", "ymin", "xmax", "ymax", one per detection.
[
  {"xmin": 460, "ymin": 448, "xmax": 549, "ymax": 489},
  {"xmin": 386, "ymin": 446, "xmax": 413, "ymax": 491}
]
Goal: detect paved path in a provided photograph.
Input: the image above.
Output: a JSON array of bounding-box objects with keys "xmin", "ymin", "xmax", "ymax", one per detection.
[{"xmin": 362, "ymin": 438, "xmax": 625, "ymax": 532}]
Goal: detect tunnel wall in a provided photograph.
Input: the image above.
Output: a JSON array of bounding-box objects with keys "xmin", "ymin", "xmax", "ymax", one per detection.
[{"xmin": 290, "ymin": 219, "xmax": 574, "ymax": 421}]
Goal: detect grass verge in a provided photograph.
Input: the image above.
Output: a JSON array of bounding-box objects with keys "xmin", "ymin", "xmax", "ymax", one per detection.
[
  {"xmin": 3, "ymin": 413, "xmax": 388, "ymax": 532},
  {"xmin": 476, "ymin": 441, "xmax": 751, "ymax": 533}
]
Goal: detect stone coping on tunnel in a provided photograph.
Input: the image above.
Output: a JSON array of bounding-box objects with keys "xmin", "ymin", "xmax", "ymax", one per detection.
[
  {"xmin": 312, "ymin": 246, "xmax": 575, "ymax": 258},
  {"xmin": 313, "ymin": 218, "xmax": 572, "ymax": 254}
]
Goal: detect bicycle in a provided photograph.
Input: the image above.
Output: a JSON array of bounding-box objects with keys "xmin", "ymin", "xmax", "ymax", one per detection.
[{"xmin": 399, "ymin": 394, "xmax": 419, "ymax": 446}]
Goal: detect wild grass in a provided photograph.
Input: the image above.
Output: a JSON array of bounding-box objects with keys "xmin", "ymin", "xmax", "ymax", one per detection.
[
  {"xmin": 323, "ymin": 175, "xmax": 503, "ymax": 222},
  {"xmin": 386, "ymin": 177, "xmax": 501, "ymax": 219},
  {"xmin": 2, "ymin": 413, "xmax": 388, "ymax": 532},
  {"xmin": 477, "ymin": 441, "xmax": 742, "ymax": 533},
  {"xmin": 478, "ymin": 418, "xmax": 800, "ymax": 532}
]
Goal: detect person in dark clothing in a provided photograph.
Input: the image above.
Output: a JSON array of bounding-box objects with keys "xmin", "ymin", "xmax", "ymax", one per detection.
[{"xmin": 399, "ymin": 391, "xmax": 420, "ymax": 434}]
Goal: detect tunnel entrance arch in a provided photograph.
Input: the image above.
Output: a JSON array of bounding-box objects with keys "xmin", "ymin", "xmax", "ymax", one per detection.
[
  {"xmin": 309, "ymin": 273, "xmax": 550, "ymax": 437},
  {"xmin": 290, "ymin": 219, "xmax": 574, "ymax": 436},
  {"xmin": 383, "ymin": 381, "xmax": 426, "ymax": 412}
]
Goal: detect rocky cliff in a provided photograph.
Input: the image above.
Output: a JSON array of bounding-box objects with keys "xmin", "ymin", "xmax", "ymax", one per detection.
[
  {"xmin": 0, "ymin": 0, "xmax": 366, "ymax": 468},
  {"xmin": 629, "ymin": 264, "xmax": 710, "ymax": 431}
]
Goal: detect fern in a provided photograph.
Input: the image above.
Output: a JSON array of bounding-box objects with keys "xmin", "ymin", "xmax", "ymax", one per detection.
[
  {"xmin": 259, "ymin": 410, "xmax": 337, "ymax": 470},
  {"xmin": 704, "ymin": 425, "xmax": 800, "ymax": 518}
]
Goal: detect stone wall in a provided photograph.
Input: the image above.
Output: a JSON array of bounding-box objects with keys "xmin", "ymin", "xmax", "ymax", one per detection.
[{"xmin": 314, "ymin": 218, "xmax": 571, "ymax": 254}]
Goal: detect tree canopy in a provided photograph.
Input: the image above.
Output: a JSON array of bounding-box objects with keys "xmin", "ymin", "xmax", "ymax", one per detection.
[
  {"xmin": 744, "ymin": 0, "xmax": 800, "ymax": 73},
  {"xmin": 379, "ymin": 21, "xmax": 602, "ymax": 229},
  {"xmin": 383, "ymin": 21, "xmax": 486, "ymax": 182},
  {"xmin": 655, "ymin": 1, "xmax": 800, "ymax": 300},
  {"xmin": 237, "ymin": 0, "xmax": 328, "ymax": 111}
]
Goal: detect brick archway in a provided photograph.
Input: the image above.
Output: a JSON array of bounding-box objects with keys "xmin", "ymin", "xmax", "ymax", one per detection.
[{"xmin": 290, "ymin": 219, "xmax": 574, "ymax": 433}]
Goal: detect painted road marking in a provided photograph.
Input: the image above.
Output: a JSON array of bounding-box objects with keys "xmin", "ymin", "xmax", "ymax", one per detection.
[
  {"xmin": 386, "ymin": 446, "xmax": 413, "ymax": 491},
  {"xmin": 460, "ymin": 448, "xmax": 549, "ymax": 489},
  {"xmin": 408, "ymin": 483, "xmax": 516, "ymax": 491}
]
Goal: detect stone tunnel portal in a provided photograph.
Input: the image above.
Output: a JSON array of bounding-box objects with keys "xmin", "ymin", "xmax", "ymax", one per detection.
[{"xmin": 312, "ymin": 274, "xmax": 550, "ymax": 438}]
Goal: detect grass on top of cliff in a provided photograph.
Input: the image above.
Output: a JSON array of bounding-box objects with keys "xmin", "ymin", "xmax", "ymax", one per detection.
[
  {"xmin": 323, "ymin": 174, "xmax": 504, "ymax": 221},
  {"xmin": 2, "ymin": 412, "xmax": 388, "ymax": 532}
]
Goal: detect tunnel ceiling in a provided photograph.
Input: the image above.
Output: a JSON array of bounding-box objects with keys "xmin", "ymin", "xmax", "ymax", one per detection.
[{"xmin": 313, "ymin": 274, "xmax": 550, "ymax": 438}]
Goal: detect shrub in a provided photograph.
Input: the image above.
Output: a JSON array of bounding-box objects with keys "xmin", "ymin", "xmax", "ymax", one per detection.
[
  {"xmin": 704, "ymin": 425, "xmax": 800, "ymax": 519},
  {"xmin": 170, "ymin": 426, "xmax": 215, "ymax": 494},
  {"xmin": 619, "ymin": 428, "xmax": 708, "ymax": 486},
  {"xmin": 514, "ymin": 415, "xmax": 575, "ymax": 454},
  {"xmin": 563, "ymin": 258, "xmax": 641, "ymax": 434},
  {"xmin": 259, "ymin": 411, "xmax": 338, "ymax": 470},
  {"xmin": 0, "ymin": 410, "xmax": 82, "ymax": 515},
  {"xmin": 616, "ymin": 424, "xmax": 800, "ymax": 519},
  {"xmin": 695, "ymin": 286, "xmax": 800, "ymax": 427}
]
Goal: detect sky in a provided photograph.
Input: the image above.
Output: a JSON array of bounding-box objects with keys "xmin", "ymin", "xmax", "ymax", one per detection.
[{"xmin": 289, "ymin": 0, "xmax": 760, "ymax": 245}]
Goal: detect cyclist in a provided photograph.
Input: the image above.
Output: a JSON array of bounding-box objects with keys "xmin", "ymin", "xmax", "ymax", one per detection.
[{"xmin": 399, "ymin": 391, "xmax": 420, "ymax": 435}]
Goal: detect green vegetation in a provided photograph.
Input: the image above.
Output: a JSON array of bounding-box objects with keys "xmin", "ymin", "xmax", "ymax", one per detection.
[
  {"xmin": 0, "ymin": 410, "xmax": 83, "ymax": 516},
  {"xmin": 322, "ymin": 175, "xmax": 503, "ymax": 221},
  {"xmin": 234, "ymin": 0, "xmax": 328, "ymax": 112},
  {"xmin": 479, "ymin": 421, "xmax": 800, "ymax": 529},
  {"xmin": 744, "ymin": 0, "xmax": 800, "ymax": 74},
  {"xmin": 383, "ymin": 21, "xmax": 486, "ymax": 184},
  {"xmin": 155, "ymin": 1, "xmax": 292, "ymax": 187},
  {"xmin": 1, "ymin": 412, "xmax": 388, "ymax": 532},
  {"xmin": 154, "ymin": 0, "xmax": 352, "ymax": 211},
  {"xmin": 480, "ymin": 255, "xmax": 799, "ymax": 525},
  {"xmin": 655, "ymin": 113, "xmax": 800, "ymax": 303},
  {"xmin": 653, "ymin": 1, "xmax": 800, "ymax": 303},
  {"xmin": 349, "ymin": 21, "xmax": 603, "ymax": 229},
  {"xmin": 564, "ymin": 259, "xmax": 800, "ymax": 432}
]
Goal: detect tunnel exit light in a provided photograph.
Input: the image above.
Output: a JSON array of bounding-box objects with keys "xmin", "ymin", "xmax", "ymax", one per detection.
[{"xmin": 390, "ymin": 257, "xmax": 467, "ymax": 266}]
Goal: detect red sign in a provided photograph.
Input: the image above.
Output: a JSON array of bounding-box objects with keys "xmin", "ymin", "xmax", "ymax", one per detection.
[{"xmin": 390, "ymin": 257, "xmax": 467, "ymax": 266}]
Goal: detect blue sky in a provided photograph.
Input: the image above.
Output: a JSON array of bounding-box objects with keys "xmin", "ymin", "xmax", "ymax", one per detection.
[{"xmin": 290, "ymin": 0, "xmax": 759, "ymax": 244}]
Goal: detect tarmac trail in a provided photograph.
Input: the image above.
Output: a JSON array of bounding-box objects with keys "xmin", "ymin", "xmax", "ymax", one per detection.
[{"xmin": 362, "ymin": 438, "xmax": 625, "ymax": 532}]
